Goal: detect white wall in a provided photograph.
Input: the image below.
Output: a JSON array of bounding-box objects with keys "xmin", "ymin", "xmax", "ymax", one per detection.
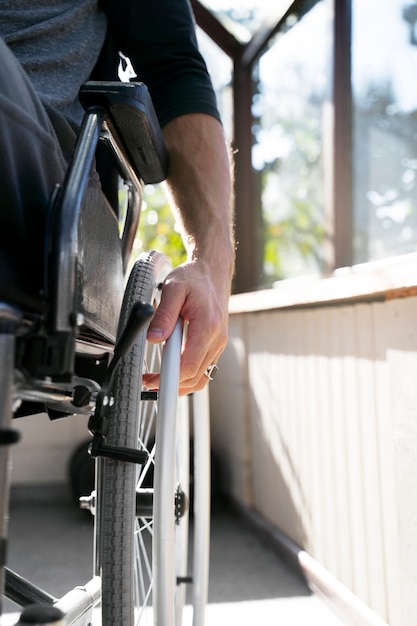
[
  {"xmin": 11, "ymin": 412, "xmax": 89, "ymax": 486},
  {"xmin": 210, "ymin": 264, "xmax": 417, "ymax": 626}
]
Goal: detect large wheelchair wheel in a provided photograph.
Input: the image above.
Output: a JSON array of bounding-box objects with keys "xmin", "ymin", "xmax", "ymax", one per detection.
[{"xmin": 95, "ymin": 250, "xmax": 209, "ymax": 625}]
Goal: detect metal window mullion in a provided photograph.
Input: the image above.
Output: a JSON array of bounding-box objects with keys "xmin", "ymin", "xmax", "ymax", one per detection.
[{"xmin": 332, "ymin": 0, "xmax": 353, "ymax": 270}]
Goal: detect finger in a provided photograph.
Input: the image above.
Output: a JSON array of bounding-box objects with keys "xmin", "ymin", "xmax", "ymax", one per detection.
[
  {"xmin": 147, "ymin": 279, "xmax": 184, "ymax": 343},
  {"xmin": 179, "ymin": 319, "xmax": 226, "ymax": 381},
  {"xmin": 142, "ymin": 372, "xmax": 160, "ymax": 390},
  {"xmin": 177, "ymin": 349, "xmax": 223, "ymax": 392},
  {"xmin": 142, "ymin": 349, "xmax": 222, "ymax": 395},
  {"xmin": 178, "ymin": 362, "xmax": 221, "ymax": 394}
]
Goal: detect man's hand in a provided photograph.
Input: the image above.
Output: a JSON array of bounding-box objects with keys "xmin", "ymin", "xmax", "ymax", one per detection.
[
  {"xmin": 144, "ymin": 255, "xmax": 231, "ymax": 394},
  {"xmin": 142, "ymin": 112, "xmax": 234, "ymax": 394}
]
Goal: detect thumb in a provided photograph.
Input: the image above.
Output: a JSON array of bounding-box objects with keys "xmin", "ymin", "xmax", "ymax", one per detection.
[{"xmin": 146, "ymin": 291, "xmax": 182, "ymax": 343}]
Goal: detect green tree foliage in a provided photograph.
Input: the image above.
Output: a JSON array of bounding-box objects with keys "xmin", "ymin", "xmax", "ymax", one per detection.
[
  {"xmin": 259, "ymin": 110, "xmax": 326, "ymax": 285},
  {"xmin": 130, "ymin": 183, "xmax": 187, "ymax": 267}
]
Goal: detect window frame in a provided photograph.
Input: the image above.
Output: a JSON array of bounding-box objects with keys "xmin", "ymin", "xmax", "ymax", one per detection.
[{"xmin": 192, "ymin": 0, "xmax": 352, "ymax": 292}]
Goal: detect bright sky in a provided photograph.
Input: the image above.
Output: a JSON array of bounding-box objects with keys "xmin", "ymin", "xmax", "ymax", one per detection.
[
  {"xmin": 201, "ymin": 0, "xmax": 417, "ymax": 114},
  {"xmin": 352, "ymin": 0, "xmax": 417, "ymax": 112}
]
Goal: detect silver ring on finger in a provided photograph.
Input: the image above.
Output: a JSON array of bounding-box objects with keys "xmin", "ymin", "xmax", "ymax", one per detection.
[{"xmin": 204, "ymin": 363, "xmax": 219, "ymax": 381}]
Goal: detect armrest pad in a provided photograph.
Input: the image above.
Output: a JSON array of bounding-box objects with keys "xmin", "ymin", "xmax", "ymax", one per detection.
[{"xmin": 79, "ymin": 81, "xmax": 168, "ymax": 184}]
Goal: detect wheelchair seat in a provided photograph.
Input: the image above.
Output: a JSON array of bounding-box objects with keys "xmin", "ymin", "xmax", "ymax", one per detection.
[
  {"xmin": 0, "ymin": 81, "xmax": 167, "ymax": 383},
  {"xmin": 0, "ymin": 114, "xmax": 123, "ymax": 367},
  {"xmin": 0, "ymin": 175, "xmax": 123, "ymax": 343}
]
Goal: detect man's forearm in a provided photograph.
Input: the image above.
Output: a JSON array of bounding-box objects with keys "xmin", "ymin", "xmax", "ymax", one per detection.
[
  {"xmin": 145, "ymin": 112, "xmax": 235, "ymax": 392},
  {"xmin": 161, "ymin": 113, "xmax": 235, "ymax": 280}
]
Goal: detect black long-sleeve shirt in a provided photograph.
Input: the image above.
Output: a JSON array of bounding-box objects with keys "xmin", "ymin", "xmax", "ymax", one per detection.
[
  {"xmin": 98, "ymin": 0, "xmax": 220, "ymax": 127},
  {"xmin": 0, "ymin": 0, "xmax": 220, "ymax": 128}
]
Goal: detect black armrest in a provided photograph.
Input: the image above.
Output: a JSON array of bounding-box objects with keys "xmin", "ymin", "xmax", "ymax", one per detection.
[{"xmin": 79, "ymin": 81, "xmax": 168, "ymax": 184}]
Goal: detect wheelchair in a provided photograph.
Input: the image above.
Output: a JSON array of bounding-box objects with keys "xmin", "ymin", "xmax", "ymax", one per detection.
[{"xmin": 0, "ymin": 82, "xmax": 211, "ymax": 625}]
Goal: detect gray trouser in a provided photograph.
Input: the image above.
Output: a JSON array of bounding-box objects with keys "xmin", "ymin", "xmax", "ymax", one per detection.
[{"xmin": 0, "ymin": 37, "xmax": 76, "ymax": 292}]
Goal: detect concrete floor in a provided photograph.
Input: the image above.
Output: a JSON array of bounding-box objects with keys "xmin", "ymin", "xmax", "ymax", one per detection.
[{"xmin": 2, "ymin": 486, "xmax": 344, "ymax": 626}]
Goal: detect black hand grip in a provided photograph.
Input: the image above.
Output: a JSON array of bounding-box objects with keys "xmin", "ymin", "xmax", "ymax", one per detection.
[
  {"xmin": 115, "ymin": 301, "xmax": 155, "ymax": 360},
  {"xmin": 101, "ymin": 301, "xmax": 154, "ymax": 393}
]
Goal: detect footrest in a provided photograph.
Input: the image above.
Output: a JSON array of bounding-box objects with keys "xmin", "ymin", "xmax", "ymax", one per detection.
[{"xmin": 79, "ymin": 81, "xmax": 168, "ymax": 184}]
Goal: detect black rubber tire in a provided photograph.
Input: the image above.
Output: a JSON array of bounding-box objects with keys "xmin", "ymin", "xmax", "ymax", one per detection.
[{"xmin": 96, "ymin": 250, "xmax": 172, "ymax": 625}]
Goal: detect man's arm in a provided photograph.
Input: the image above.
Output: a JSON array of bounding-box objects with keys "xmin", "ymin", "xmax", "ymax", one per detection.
[{"xmin": 144, "ymin": 112, "xmax": 235, "ymax": 393}]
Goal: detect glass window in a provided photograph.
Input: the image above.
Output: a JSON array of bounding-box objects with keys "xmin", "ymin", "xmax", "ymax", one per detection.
[
  {"xmin": 352, "ymin": 0, "xmax": 417, "ymax": 263},
  {"xmin": 253, "ymin": 0, "xmax": 330, "ymax": 284},
  {"xmin": 198, "ymin": 0, "xmax": 285, "ymax": 39}
]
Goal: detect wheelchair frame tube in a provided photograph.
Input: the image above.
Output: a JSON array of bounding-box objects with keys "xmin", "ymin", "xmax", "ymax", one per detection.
[
  {"xmin": 0, "ymin": 305, "xmax": 22, "ymax": 616},
  {"xmin": 53, "ymin": 108, "xmax": 106, "ymax": 335},
  {"xmin": 101, "ymin": 119, "xmax": 142, "ymax": 272},
  {"xmin": 52, "ymin": 109, "xmax": 143, "ymax": 335}
]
